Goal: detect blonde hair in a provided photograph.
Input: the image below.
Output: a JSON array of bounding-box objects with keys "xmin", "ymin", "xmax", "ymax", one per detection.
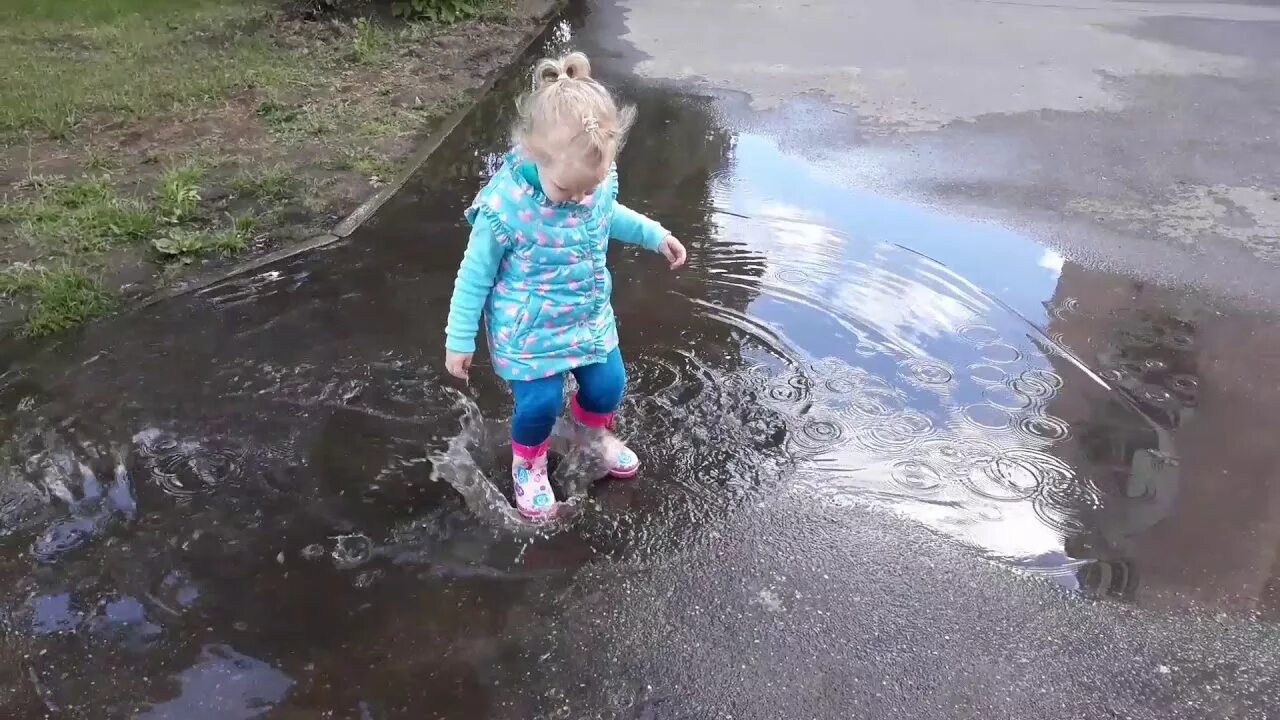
[{"xmin": 513, "ymin": 52, "xmax": 636, "ymax": 174}]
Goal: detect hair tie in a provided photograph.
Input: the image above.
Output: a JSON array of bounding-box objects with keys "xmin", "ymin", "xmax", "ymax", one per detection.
[{"xmin": 582, "ymin": 115, "xmax": 600, "ymax": 133}]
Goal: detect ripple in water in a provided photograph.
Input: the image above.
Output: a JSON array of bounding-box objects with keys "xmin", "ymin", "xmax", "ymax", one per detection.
[
  {"xmin": 890, "ymin": 460, "xmax": 944, "ymax": 493},
  {"xmin": 773, "ymin": 268, "xmax": 811, "ymax": 284},
  {"xmin": 1017, "ymin": 414, "xmax": 1071, "ymax": 442},
  {"xmin": 959, "ymin": 324, "xmax": 1001, "ymax": 345},
  {"xmin": 962, "ymin": 448, "xmax": 1071, "ymax": 502},
  {"xmin": 846, "ymin": 388, "xmax": 907, "ymax": 418},
  {"xmin": 135, "ymin": 431, "xmax": 245, "ymax": 500},
  {"xmin": 857, "ymin": 411, "xmax": 935, "ymax": 453},
  {"xmin": 979, "ymin": 343, "xmax": 1022, "ymax": 364},
  {"xmin": 899, "ymin": 358, "xmax": 954, "ymax": 386},
  {"xmin": 983, "ymin": 384, "xmax": 1034, "ymax": 411},
  {"xmin": 1034, "ymin": 473, "xmax": 1102, "ymax": 535},
  {"xmin": 960, "ymin": 403, "xmax": 1014, "ymax": 432},
  {"xmin": 1010, "ymin": 369, "xmax": 1063, "ymax": 401},
  {"xmin": 968, "ymin": 364, "xmax": 1008, "ymax": 385},
  {"xmin": 787, "ymin": 413, "xmax": 851, "ymax": 456},
  {"xmin": 1165, "ymin": 373, "xmax": 1200, "ymax": 398},
  {"xmin": 765, "ymin": 373, "xmax": 812, "ymax": 404}
]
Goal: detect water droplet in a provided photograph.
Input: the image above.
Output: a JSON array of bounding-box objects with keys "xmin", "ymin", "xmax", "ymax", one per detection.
[{"xmin": 1165, "ymin": 373, "xmax": 1199, "ymax": 397}]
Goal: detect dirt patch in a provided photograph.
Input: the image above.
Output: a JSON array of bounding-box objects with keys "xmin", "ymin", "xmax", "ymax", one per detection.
[{"xmin": 0, "ymin": 1, "xmax": 557, "ymax": 337}]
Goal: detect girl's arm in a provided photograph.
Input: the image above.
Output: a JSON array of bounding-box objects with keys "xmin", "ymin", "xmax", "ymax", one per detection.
[
  {"xmin": 610, "ymin": 203, "xmax": 669, "ymax": 252},
  {"xmin": 445, "ymin": 220, "xmax": 505, "ymax": 354}
]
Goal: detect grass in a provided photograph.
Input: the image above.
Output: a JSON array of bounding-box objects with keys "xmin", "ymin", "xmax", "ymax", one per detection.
[
  {"xmin": 0, "ymin": 0, "xmax": 525, "ymax": 338},
  {"xmin": 0, "ymin": 264, "xmax": 115, "ymax": 337},
  {"xmin": 231, "ymin": 166, "xmax": 295, "ymax": 203},
  {"xmin": 154, "ymin": 163, "xmax": 205, "ymax": 223},
  {"xmin": 4, "ymin": 176, "xmax": 161, "ymax": 254},
  {"xmin": 332, "ymin": 146, "xmax": 398, "ymax": 181},
  {"xmin": 0, "ymin": 0, "xmax": 306, "ymax": 139},
  {"xmin": 351, "ymin": 17, "xmax": 391, "ymax": 65}
]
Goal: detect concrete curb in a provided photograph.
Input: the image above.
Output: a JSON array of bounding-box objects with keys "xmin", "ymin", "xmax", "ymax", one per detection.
[{"xmin": 133, "ymin": 1, "xmax": 565, "ymax": 308}]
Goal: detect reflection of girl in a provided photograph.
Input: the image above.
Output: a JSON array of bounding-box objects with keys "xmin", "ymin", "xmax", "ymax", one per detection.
[{"xmin": 443, "ymin": 52, "xmax": 687, "ymax": 521}]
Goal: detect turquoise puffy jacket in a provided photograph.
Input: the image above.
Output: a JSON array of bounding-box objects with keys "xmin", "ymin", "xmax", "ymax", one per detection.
[{"xmin": 445, "ymin": 150, "xmax": 668, "ymax": 382}]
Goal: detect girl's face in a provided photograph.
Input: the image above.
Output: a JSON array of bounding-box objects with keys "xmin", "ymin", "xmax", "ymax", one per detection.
[{"xmin": 540, "ymin": 158, "xmax": 607, "ymax": 204}]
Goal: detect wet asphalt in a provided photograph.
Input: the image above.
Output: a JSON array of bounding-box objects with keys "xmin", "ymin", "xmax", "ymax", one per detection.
[{"xmin": 2, "ymin": 1, "xmax": 1280, "ymax": 718}]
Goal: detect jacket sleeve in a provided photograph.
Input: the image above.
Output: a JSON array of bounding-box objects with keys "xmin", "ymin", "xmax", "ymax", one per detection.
[
  {"xmin": 610, "ymin": 203, "xmax": 669, "ymax": 253},
  {"xmin": 445, "ymin": 219, "xmax": 505, "ymax": 354}
]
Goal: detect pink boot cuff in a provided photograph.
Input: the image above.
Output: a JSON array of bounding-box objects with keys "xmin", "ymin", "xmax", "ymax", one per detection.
[
  {"xmin": 571, "ymin": 395, "xmax": 615, "ymax": 429},
  {"xmin": 513, "ymin": 439, "xmax": 550, "ymax": 460}
]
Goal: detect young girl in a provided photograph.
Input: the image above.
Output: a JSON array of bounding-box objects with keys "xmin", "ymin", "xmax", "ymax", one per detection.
[{"xmin": 443, "ymin": 52, "xmax": 687, "ymax": 521}]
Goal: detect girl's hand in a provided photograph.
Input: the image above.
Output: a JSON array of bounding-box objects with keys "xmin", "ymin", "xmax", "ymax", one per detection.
[
  {"xmin": 659, "ymin": 235, "xmax": 687, "ymax": 270},
  {"xmin": 445, "ymin": 351, "xmax": 473, "ymax": 381}
]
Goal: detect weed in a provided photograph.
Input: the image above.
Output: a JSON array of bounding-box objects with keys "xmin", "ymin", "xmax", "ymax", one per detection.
[
  {"xmin": 231, "ymin": 167, "xmax": 294, "ymax": 203},
  {"xmin": 351, "ymin": 17, "xmax": 390, "ymax": 65},
  {"xmin": 0, "ymin": 264, "xmax": 115, "ymax": 338},
  {"xmin": 151, "ymin": 219, "xmax": 252, "ymax": 262},
  {"xmin": 151, "ymin": 229, "xmax": 207, "ymax": 261},
  {"xmin": 392, "ymin": 0, "xmax": 482, "ymax": 24},
  {"xmin": 155, "ymin": 163, "xmax": 204, "ymax": 223},
  {"xmin": 83, "ymin": 148, "xmax": 119, "ymax": 173},
  {"xmin": 207, "ymin": 228, "xmax": 249, "ymax": 256},
  {"xmin": 335, "ymin": 146, "xmax": 396, "ymax": 179},
  {"xmin": 233, "ymin": 213, "xmax": 259, "ymax": 238},
  {"xmin": 49, "ymin": 177, "xmax": 113, "ymax": 209}
]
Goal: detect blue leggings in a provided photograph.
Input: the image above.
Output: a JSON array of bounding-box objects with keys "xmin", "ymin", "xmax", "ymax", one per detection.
[{"xmin": 510, "ymin": 348, "xmax": 626, "ymax": 447}]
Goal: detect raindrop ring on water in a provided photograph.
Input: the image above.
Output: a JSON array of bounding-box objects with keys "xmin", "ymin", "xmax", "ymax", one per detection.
[
  {"xmin": 983, "ymin": 384, "xmax": 1034, "ymax": 411},
  {"xmin": 1017, "ymin": 413, "xmax": 1071, "ymax": 442},
  {"xmin": 979, "ymin": 343, "xmax": 1022, "ymax": 364},
  {"xmin": 150, "ymin": 447, "xmax": 245, "ymax": 498},
  {"xmin": 787, "ymin": 414, "xmax": 851, "ymax": 456},
  {"xmin": 899, "ymin": 358, "xmax": 954, "ymax": 386},
  {"xmin": 890, "ymin": 460, "xmax": 944, "ymax": 494},
  {"xmin": 774, "ymin": 268, "xmax": 811, "ymax": 284},
  {"xmin": 1011, "ymin": 368, "xmax": 1063, "ymax": 401},
  {"xmin": 846, "ymin": 388, "xmax": 906, "ymax": 418},
  {"xmin": 959, "ymin": 324, "xmax": 1001, "ymax": 345},
  {"xmin": 960, "ymin": 403, "xmax": 1014, "ymax": 432},
  {"xmin": 961, "ymin": 448, "xmax": 1072, "ymax": 503},
  {"xmin": 968, "ymin": 364, "xmax": 1008, "ymax": 385}
]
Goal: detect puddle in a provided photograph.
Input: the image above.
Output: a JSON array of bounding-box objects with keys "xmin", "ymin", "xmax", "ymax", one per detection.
[{"xmin": 0, "ymin": 10, "xmax": 1277, "ymax": 718}]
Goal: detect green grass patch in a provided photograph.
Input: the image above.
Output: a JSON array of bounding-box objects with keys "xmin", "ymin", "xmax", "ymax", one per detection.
[
  {"xmin": 0, "ymin": 264, "xmax": 115, "ymax": 337},
  {"xmin": 3, "ymin": 176, "xmax": 162, "ymax": 253},
  {"xmin": 154, "ymin": 163, "xmax": 205, "ymax": 223},
  {"xmin": 332, "ymin": 146, "xmax": 397, "ymax": 180},
  {"xmin": 230, "ymin": 166, "xmax": 295, "ymax": 203},
  {"xmin": 0, "ymin": 0, "xmax": 312, "ymax": 139},
  {"xmin": 351, "ymin": 17, "xmax": 391, "ymax": 65}
]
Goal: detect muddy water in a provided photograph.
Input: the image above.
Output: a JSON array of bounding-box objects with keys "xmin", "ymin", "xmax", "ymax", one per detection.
[{"xmin": 1, "ymin": 15, "xmax": 1279, "ymax": 720}]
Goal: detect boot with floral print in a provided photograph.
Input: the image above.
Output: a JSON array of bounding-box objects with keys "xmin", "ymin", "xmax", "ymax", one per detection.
[
  {"xmin": 571, "ymin": 396, "xmax": 640, "ymax": 479},
  {"xmin": 512, "ymin": 441, "xmax": 557, "ymax": 520}
]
